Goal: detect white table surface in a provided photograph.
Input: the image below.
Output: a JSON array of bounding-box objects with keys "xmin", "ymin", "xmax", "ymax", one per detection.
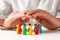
[{"xmin": 0, "ymin": 27, "xmax": 60, "ymax": 40}]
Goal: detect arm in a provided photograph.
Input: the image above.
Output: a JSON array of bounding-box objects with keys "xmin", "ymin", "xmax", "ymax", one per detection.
[
  {"xmin": 57, "ymin": 18, "xmax": 60, "ymax": 21},
  {"xmin": 0, "ymin": 16, "xmax": 5, "ymax": 27},
  {"xmin": 0, "ymin": 19, "xmax": 4, "ymax": 26},
  {"xmin": 57, "ymin": 18, "xmax": 60, "ymax": 28},
  {"xmin": 0, "ymin": 0, "xmax": 12, "ymax": 27}
]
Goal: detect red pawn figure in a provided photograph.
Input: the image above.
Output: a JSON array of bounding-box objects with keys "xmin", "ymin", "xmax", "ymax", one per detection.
[
  {"xmin": 34, "ymin": 24, "xmax": 39, "ymax": 35},
  {"xmin": 16, "ymin": 24, "xmax": 22, "ymax": 34}
]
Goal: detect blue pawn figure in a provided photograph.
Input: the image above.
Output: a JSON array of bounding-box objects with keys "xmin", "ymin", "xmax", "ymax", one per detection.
[{"xmin": 39, "ymin": 24, "xmax": 42, "ymax": 34}]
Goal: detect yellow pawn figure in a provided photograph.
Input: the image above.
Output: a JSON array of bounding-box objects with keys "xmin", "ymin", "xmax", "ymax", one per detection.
[
  {"xmin": 16, "ymin": 24, "xmax": 22, "ymax": 34},
  {"xmin": 28, "ymin": 24, "xmax": 33, "ymax": 35}
]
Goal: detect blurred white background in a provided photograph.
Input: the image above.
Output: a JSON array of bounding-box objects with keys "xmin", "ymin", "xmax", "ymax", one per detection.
[{"xmin": 3, "ymin": 0, "xmax": 60, "ymax": 17}]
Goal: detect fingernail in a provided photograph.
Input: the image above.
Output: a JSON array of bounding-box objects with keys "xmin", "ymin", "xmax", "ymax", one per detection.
[{"xmin": 21, "ymin": 17, "xmax": 27, "ymax": 20}]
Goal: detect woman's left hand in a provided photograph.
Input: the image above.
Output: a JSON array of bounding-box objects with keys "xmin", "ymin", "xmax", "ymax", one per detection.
[{"xmin": 26, "ymin": 9, "xmax": 60, "ymax": 30}]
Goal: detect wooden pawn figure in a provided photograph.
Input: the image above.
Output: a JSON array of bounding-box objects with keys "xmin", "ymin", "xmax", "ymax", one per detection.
[
  {"xmin": 28, "ymin": 24, "xmax": 33, "ymax": 35},
  {"xmin": 34, "ymin": 24, "xmax": 39, "ymax": 35},
  {"xmin": 39, "ymin": 24, "xmax": 42, "ymax": 34},
  {"xmin": 22, "ymin": 24, "xmax": 27, "ymax": 35},
  {"xmin": 16, "ymin": 24, "xmax": 22, "ymax": 34}
]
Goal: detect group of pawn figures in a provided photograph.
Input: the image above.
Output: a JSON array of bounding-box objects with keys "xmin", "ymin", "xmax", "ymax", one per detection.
[{"xmin": 16, "ymin": 24, "xmax": 42, "ymax": 35}]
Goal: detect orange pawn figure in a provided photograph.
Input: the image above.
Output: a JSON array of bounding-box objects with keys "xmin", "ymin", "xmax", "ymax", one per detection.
[{"xmin": 16, "ymin": 24, "xmax": 22, "ymax": 34}]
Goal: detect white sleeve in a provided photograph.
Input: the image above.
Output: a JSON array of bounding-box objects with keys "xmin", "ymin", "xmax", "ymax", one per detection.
[
  {"xmin": 56, "ymin": 0, "xmax": 60, "ymax": 18},
  {"xmin": 37, "ymin": 0, "xmax": 59, "ymax": 16},
  {"xmin": 0, "ymin": 0, "xmax": 12, "ymax": 17}
]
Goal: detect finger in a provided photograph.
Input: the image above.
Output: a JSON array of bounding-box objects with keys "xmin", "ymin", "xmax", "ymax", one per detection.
[
  {"xmin": 8, "ymin": 13, "xmax": 15, "ymax": 17},
  {"xmin": 24, "ymin": 10, "xmax": 30, "ymax": 14},
  {"xmin": 26, "ymin": 10, "xmax": 45, "ymax": 18},
  {"xmin": 10, "ymin": 12, "xmax": 25, "ymax": 20},
  {"xmin": 25, "ymin": 10, "xmax": 32, "ymax": 18},
  {"xmin": 26, "ymin": 9, "xmax": 43, "ymax": 15},
  {"xmin": 8, "ymin": 10, "xmax": 20, "ymax": 17},
  {"xmin": 15, "ymin": 14, "xmax": 25, "ymax": 18},
  {"xmin": 34, "ymin": 17, "xmax": 42, "ymax": 24},
  {"xmin": 31, "ymin": 11, "xmax": 49, "ymax": 24},
  {"xmin": 41, "ymin": 19, "xmax": 57, "ymax": 30},
  {"xmin": 31, "ymin": 12, "xmax": 42, "ymax": 23},
  {"xmin": 33, "ymin": 13, "xmax": 56, "ymax": 29},
  {"xmin": 32, "ymin": 12, "xmax": 52, "ymax": 24},
  {"xmin": 32, "ymin": 14, "xmax": 53, "ymax": 29},
  {"xmin": 41, "ymin": 19, "xmax": 52, "ymax": 29},
  {"xmin": 13, "ymin": 10, "xmax": 19, "ymax": 13},
  {"xmin": 21, "ymin": 17, "xmax": 30, "ymax": 25},
  {"xmin": 32, "ymin": 14, "xmax": 42, "ymax": 24},
  {"xmin": 32, "ymin": 12, "xmax": 57, "ymax": 30},
  {"xmin": 32, "ymin": 12, "xmax": 49, "ymax": 20}
]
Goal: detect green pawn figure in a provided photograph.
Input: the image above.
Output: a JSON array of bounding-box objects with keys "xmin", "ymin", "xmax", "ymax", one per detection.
[
  {"xmin": 22, "ymin": 24, "xmax": 27, "ymax": 35},
  {"xmin": 39, "ymin": 24, "xmax": 42, "ymax": 34}
]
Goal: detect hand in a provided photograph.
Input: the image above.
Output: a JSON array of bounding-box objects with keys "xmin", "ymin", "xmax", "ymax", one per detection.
[
  {"xmin": 26, "ymin": 9, "xmax": 60, "ymax": 30},
  {"xmin": 3, "ymin": 11, "xmax": 29, "ymax": 28}
]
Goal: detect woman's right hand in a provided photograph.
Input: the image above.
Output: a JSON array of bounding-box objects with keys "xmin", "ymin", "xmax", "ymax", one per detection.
[{"xmin": 3, "ymin": 11, "xmax": 29, "ymax": 28}]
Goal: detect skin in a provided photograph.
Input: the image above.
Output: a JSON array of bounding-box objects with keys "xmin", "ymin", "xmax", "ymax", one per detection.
[
  {"xmin": 26, "ymin": 9, "xmax": 60, "ymax": 30},
  {"xmin": 0, "ymin": 9, "xmax": 60, "ymax": 30},
  {"xmin": 0, "ymin": 18, "xmax": 5, "ymax": 26},
  {"xmin": 3, "ymin": 11, "xmax": 29, "ymax": 28},
  {"xmin": 0, "ymin": 16, "xmax": 6, "ymax": 27}
]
